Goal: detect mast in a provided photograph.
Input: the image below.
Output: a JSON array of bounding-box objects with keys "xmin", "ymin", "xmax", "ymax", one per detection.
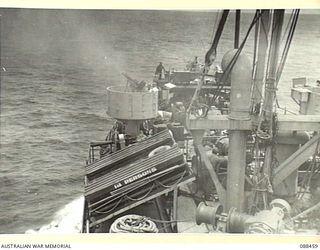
[
  {"xmin": 262, "ymin": 10, "xmax": 285, "ymax": 184},
  {"xmin": 252, "ymin": 10, "xmax": 271, "ymax": 111},
  {"xmin": 265, "ymin": 10, "xmax": 284, "ymax": 110}
]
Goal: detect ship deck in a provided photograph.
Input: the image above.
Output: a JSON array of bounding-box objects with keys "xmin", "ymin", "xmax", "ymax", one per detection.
[
  {"xmin": 175, "ymin": 184, "xmax": 213, "ymax": 233},
  {"xmin": 176, "ymin": 195, "xmax": 210, "ymax": 233}
]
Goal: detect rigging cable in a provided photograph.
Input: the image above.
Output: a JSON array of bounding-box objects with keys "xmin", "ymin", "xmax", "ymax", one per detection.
[
  {"xmin": 205, "ymin": 10, "xmax": 230, "ymax": 67},
  {"xmin": 211, "ymin": 10, "xmax": 265, "ymax": 103},
  {"xmin": 280, "ymin": 9, "xmax": 295, "ymax": 44},
  {"xmin": 252, "ymin": 10, "xmax": 260, "ymax": 78},
  {"xmin": 187, "ymin": 10, "xmax": 229, "ymax": 115},
  {"xmin": 210, "ymin": 10, "xmax": 221, "ymax": 42},
  {"xmin": 250, "ymin": 10, "xmax": 272, "ymax": 114},
  {"xmin": 276, "ymin": 9, "xmax": 300, "ymax": 86},
  {"xmin": 256, "ymin": 10, "xmax": 284, "ymax": 141},
  {"xmin": 188, "ymin": 11, "xmax": 265, "ymax": 118},
  {"xmin": 273, "ymin": 10, "xmax": 300, "ymax": 111}
]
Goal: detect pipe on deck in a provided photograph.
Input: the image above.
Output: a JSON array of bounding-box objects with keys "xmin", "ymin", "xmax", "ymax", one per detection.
[{"xmin": 224, "ymin": 50, "xmax": 252, "ymax": 212}]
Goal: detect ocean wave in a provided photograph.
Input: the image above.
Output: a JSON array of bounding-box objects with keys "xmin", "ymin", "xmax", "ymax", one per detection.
[
  {"xmin": 1, "ymin": 99, "xmax": 25, "ymax": 107},
  {"xmin": 1, "ymin": 136, "xmax": 85, "ymax": 151},
  {"xmin": 24, "ymin": 99, "xmax": 39, "ymax": 104},
  {"xmin": 0, "ymin": 176, "xmax": 14, "ymax": 186},
  {"xmin": 67, "ymin": 112, "xmax": 111, "ymax": 124},
  {"xmin": 25, "ymin": 196, "xmax": 84, "ymax": 234},
  {"xmin": 45, "ymin": 138, "xmax": 70, "ymax": 145},
  {"xmin": 73, "ymin": 90, "xmax": 97, "ymax": 96},
  {"xmin": 4, "ymin": 70, "xmax": 34, "ymax": 77},
  {"xmin": 0, "ymin": 152, "xmax": 16, "ymax": 162},
  {"xmin": 28, "ymin": 121, "xmax": 65, "ymax": 129}
]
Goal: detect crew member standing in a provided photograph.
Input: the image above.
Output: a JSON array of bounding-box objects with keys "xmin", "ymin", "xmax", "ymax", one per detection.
[
  {"xmin": 155, "ymin": 62, "xmax": 165, "ymax": 80},
  {"xmin": 190, "ymin": 56, "xmax": 199, "ymax": 71}
]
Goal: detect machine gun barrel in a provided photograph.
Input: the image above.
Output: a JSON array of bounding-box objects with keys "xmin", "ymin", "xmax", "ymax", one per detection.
[{"xmin": 122, "ymin": 73, "xmax": 139, "ymax": 85}]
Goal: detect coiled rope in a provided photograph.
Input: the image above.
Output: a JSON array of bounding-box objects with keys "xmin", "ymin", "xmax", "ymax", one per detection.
[{"xmin": 109, "ymin": 214, "xmax": 159, "ymax": 233}]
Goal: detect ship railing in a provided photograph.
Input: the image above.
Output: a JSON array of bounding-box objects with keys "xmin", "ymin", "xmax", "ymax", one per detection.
[
  {"xmin": 277, "ymin": 106, "xmax": 298, "ymax": 115},
  {"xmin": 87, "ymin": 140, "xmax": 113, "ymax": 164}
]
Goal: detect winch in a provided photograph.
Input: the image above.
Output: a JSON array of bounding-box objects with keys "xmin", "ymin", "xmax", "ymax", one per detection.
[{"xmin": 196, "ymin": 198, "xmax": 292, "ymax": 233}]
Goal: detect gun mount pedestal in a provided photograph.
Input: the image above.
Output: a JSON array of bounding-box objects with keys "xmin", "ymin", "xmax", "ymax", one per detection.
[{"xmin": 106, "ymin": 85, "xmax": 158, "ymax": 137}]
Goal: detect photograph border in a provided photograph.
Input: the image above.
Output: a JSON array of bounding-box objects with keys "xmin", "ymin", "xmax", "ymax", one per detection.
[{"xmin": 0, "ymin": 0, "xmax": 319, "ymax": 248}]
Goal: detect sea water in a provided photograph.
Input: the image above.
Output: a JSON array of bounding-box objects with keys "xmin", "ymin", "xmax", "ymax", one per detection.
[{"xmin": 0, "ymin": 9, "xmax": 319, "ymax": 233}]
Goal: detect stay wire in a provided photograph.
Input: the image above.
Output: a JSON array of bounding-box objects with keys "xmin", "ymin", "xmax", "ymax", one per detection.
[
  {"xmin": 251, "ymin": 10, "xmax": 272, "ymax": 109},
  {"xmin": 276, "ymin": 9, "xmax": 300, "ymax": 86},
  {"xmin": 187, "ymin": 10, "xmax": 229, "ymax": 115},
  {"xmin": 256, "ymin": 10, "xmax": 279, "ymax": 140},
  {"xmin": 252, "ymin": 10, "xmax": 260, "ymax": 78},
  {"xmin": 210, "ymin": 10, "xmax": 221, "ymax": 42},
  {"xmin": 212, "ymin": 10, "xmax": 264, "ymax": 103},
  {"xmin": 274, "ymin": 10, "xmax": 299, "ymax": 112},
  {"xmin": 280, "ymin": 9, "xmax": 295, "ymax": 44}
]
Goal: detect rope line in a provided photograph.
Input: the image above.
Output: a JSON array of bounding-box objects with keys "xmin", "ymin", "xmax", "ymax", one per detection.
[{"xmin": 109, "ymin": 215, "xmax": 159, "ymax": 233}]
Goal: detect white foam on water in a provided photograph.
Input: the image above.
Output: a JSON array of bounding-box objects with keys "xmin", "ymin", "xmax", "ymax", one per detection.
[{"xmin": 25, "ymin": 196, "xmax": 84, "ymax": 234}]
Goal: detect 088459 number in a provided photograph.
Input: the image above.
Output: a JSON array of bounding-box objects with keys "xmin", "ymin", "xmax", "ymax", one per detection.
[{"xmin": 300, "ymin": 244, "xmax": 318, "ymax": 248}]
